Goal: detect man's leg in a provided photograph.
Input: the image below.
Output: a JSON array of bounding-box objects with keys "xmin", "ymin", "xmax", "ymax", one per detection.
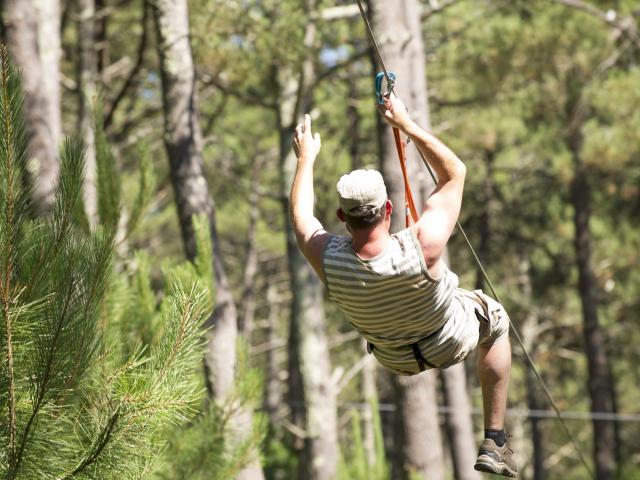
[
  {"xmin": 476, "ymin": 333, "xmax": 511, "ymax": 430},
  {"xmin": 474, "ymin": 333, "xmax": 518, "ymax": 477}
]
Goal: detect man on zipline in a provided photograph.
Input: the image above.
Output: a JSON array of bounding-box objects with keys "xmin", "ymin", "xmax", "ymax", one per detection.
[{"xmin": 289, "ymin": 94, "xmax": 518, "ymax": 477}]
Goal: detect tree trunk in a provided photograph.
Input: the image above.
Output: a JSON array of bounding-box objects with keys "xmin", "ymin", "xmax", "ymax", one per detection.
[
  {"xmin": 4, "ymin": 0, "xmax": 62, "ymax": 214},
  {"xmin": 517, "ymin": 256, "xmax": 545, "ymax": 480},
  {"xmin": 264, "ymin": 279, "xmax": 282, "ymax": 422},
  {"xmin": 476, "ymin": 148, "xmax": 495, "ymax": 291},
  {"xmin": 362, "ymin": 351, "xmax": 379, "ymax": 471},
  {"xmin": 279, "ymin": 114, "xmax": 339, "ymax": 480},
  {"xmin": 77, "ymin": 0, "xmax": 98, "ymax": 226},
  {"xmin": 346, "ymin": 66, "xmax": 362, "ymax": 170},
  {"xmin": 524, "ymin": 342, "xmax": 545, "ymax": 480},
  {"xmin": 368, "ymin": 1, "xmax": 446, "ymax": 477},
  {"xmin": 441, "ymin": 364, "xmax": 482, "ymax": 480},
  {"xmin": 151, "ymin": 2, "xmax": 264, "ymax": 479},
  {"xmin": 238, "ymin": 156, "xmax": 263, "ymax": 340},
  {"xmin": 394, "ymin": 374, "xmax": 445, "ymax": 480},
  {"xmin": 368, "ymin": 0, "xmax": 433, "ymax": 207},
  {"xmin": 570, "ymin": 132, "xmax": 616, "ymax": 480},
  {"xmin": 95, "ymin": 0, "xmax": 108, "ymax": 79},
  {"xmin": 276, "ymin": 6, "xmax": 339, "ymax": 476}
]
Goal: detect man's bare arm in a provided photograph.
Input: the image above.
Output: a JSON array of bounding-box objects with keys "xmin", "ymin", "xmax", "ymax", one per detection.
[
  {"xmin": 289, "ymin": 114, "xmax": 330, "ymax": 282},
  {"xmin": 379, "ymin": 96, "xmax": 466, "ymax": 267}
]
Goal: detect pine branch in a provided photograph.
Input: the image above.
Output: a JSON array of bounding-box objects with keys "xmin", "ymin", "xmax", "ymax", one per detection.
[
  {"xmin": 13, "ymin": 230, "xmax": 112, "ymax": 477},
  {"xmin": 60, "ymin": 404, "xmax": 122, "ymax": 479},
  {"xmin": 548, "ymin": 0, "xmax": 640, "ymax": 49},
  {"xmin": 62, "ymin": 232, "xmax": 113, "ymax": 395},
  {"xmin": 125, "ymin": 142, "xmax": 156, "ymax": 238},
  {"xmin": 0, "ymin": 43, "xmax": 18, "ymax": 472},
  {"xmin": 22, "ymin": 137, "xmax": 88, "ymax": 300},
  {"xmin": 94, "ymin": 102, "xmax": 122, "ymax": 232},
  {"xmin": 155, "ymin": 297, "xmax": 192, "ymax": 382},
  {"xmin": 152, "ymin": 283, "xmax": 208, "ymax": 385},
  {"xmin": 311, "ymin": 48, "xmax": 369, "ymax": 89},
  {"xmin": 12, "ymin": 273, "xmax": 78, "ymax": 478},
  {"xmin": 52, "ymin": 137, "xmax": 88, "ymax": 243},
  {"xmin": 58, "ymin": 285, "xmax": 206, "ymax": 478}
]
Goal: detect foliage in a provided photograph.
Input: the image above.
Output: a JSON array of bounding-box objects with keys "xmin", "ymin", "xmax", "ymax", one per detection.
[
  {"xmin": 0, "ymin": 48, "xmax": 209, "ymax": 479},
  {"xmin": 338, "ymin": 396, "xmax": 388, "ymax": 480},
  {"xmin": 94, "ymin": 100, "xmax": 122, "ymax": 233},
  {"xmin": 150, "ymin": 215, "xmax": 266, "ymax": 479},
  {"xmin": 153, "ymin": 342, "xmax": 267, "ymax": 480}
]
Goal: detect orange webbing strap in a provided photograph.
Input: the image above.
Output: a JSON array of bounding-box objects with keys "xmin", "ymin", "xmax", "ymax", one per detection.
[{"xmin": 392, "ymin": 127, "xmax": 419, "ymax": 227}]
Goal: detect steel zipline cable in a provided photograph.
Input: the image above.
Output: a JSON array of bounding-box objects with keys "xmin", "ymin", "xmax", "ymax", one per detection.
[{"xmin": 353, "ymin": 1, "xmax": 596, "ymax": 478}]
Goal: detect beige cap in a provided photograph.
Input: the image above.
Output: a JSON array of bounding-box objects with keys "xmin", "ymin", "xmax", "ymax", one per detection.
[{"xmin": 336, "ymin": 169, "xmax": 387, "ymax": 217}]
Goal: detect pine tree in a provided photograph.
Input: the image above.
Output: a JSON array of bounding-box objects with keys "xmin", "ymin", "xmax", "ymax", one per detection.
[{"xmin": 0, "ymin": 45, "xmax": 210, "ymax": 479}]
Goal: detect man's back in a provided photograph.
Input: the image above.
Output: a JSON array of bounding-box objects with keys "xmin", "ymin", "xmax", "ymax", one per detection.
[{"xmin": 323, "ymin": 228, "xmax": 469, "ymax": 375}]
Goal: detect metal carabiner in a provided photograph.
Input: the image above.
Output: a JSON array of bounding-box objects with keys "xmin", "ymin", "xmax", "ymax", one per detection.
[{"xmin": 375, "ymin": 71, "xmax": 396, "ymax": 104}]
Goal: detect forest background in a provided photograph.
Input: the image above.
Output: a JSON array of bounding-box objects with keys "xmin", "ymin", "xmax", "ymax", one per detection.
[{"xmin": 1, "ymin": 0, "xmax": 639, "ymax": 479}]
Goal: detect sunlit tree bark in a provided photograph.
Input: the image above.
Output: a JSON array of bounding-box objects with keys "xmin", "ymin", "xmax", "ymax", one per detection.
[
  {"xmin": 362, "ymin": 353, "xmax": 379, "ymax": 470},
  {"xmin": 368, "ymin": 0, "xmax": 446, "ymax": 477},
  {"xmin": 77, "ymin": 0, "xmax": 98, "ymax": 225},
  {"xmin": 442, "ymin": 364, "xmax": 482, "ymax": 480},
  {"xmin": 152, "ymin": 2, "xmax": 265, "ymax": 478},
  {"xmin": 239, "ymin": 156, "xmax": 264, "ymax": 340},
  {"xmin": 264, "ymin": 278, "xmax": 283, "ymax": 422},
  {"xmin": 278, "ymin": 77, "xmax": 339, "ymax": 480},
  {"xmin": 4, "ymin": 0, "xmax": 62, "ymax": 213},
  {"xmin": 276, "ymin": 4, "xmax": 339, "ymax": 478}
]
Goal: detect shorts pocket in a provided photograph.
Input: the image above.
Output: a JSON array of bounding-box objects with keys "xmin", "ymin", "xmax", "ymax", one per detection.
[{"xmin": 472, "ymin": 290, "xmax": 510, "ymax": 343}]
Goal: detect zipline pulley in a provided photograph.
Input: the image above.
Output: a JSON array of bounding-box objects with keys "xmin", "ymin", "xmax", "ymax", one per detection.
[{"xmin": 375, "ymin": 71, "xmax": 396, "ymax": 105}]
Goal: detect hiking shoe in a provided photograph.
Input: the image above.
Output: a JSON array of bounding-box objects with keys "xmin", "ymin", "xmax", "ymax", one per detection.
[{"xmin": 474, "ymin": 438, "xmax": 518, "ymax": 477}]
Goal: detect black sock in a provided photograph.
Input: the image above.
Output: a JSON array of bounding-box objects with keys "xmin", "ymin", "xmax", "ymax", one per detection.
[{"xmin": 485, "ymin": 429, "xmax": 506, "ymax": 447}]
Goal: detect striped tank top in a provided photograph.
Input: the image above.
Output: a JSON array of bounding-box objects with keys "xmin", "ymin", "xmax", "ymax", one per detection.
[{"xmin": 322, "ymin": 228, "xmax": 465, "ymax": 375}]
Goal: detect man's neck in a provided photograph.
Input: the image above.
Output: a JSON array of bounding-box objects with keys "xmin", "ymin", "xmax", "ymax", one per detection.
[{"xmin": 350, "ymin": 224, "xmax": 390, "ymax": 259}]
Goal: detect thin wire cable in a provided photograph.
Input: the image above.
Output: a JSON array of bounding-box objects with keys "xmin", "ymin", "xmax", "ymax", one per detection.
[
  {"xmin": 353, "ymin": 1, "xmax": 596, "ymax": 478},
  {"xmin": 354, "ymin": 0, "xmax": 394, "ymax": 93},
  {"xmin": 416, "ymin": 149, "xmax": 596, "ymax": 479}
]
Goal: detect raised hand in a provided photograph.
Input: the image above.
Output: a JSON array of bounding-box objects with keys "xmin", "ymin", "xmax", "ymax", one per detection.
[{"xmin": 292, "ymin": 114, "xmax": 321, "ymax": 161}]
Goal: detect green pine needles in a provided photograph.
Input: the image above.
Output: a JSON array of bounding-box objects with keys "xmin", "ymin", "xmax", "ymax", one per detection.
[{"xmin": 0, "ymin": 46, "xmax": 212, "ymax": 479}]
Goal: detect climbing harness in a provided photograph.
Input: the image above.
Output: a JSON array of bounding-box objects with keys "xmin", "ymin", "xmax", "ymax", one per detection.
[{"xmin": 355, "ymin": 0, "xmax": 596, "ymax": 478}]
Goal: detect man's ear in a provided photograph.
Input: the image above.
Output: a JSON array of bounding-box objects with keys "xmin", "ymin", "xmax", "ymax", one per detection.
[
  {"xmin": 336, "ymin": 208, "xmax": 346, "ymax": 222},
  {"xmin": 385, "ymin": 199, "xmax": 393, "ymax": 217}
]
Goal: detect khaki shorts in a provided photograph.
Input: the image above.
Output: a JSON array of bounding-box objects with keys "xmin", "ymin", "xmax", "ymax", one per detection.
[
  {"xmin": 424, "ymin": 289, "xmax": 511, "ymax": 370},
  {"xmin": 464, "ymin": 289, "xmax": 511, "ymax": 346},
  {"xmin": 369, "ymin": 289, "xmax": 511, "ymax": 375}
]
